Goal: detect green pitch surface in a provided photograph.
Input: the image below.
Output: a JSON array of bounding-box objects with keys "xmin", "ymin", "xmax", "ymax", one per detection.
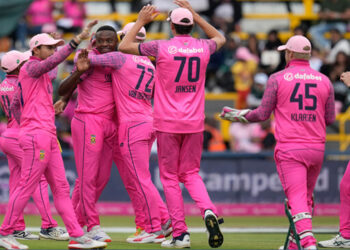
[{"xmin": 2, "ymin": 215, "xmax": 339, "ymax": 249}]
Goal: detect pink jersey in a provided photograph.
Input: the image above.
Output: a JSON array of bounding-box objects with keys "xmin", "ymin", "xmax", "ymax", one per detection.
[
  {"xmin": 89, "ymin": 52, "xmax": 153, "ymax": 123},
  {"xmin": 0, "ymin": 76, "xmax": 19, "ymax": 129},
  {"xmin": 27, "ymin": 0, "xmax": 54, "ymax": 26},
  {"xmin": 15, "ymin": 43, "xmax": 75, "ymax": 135},
  {"xmin": 139, "ymin": 35, "xmax": 216, "ymax": 133},
  {"xmin": 74, "ymin": 49, "xmax": 115, "ymax": 120},
  {"xmin": 245, "ymin": 59, "xmax": 335, "ymax": 143}
]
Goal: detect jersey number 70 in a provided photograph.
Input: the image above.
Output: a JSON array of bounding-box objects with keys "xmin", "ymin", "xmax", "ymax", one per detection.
[{"xmin": 174, "ymin": 56, "xmax": 200, "ymax": 82}]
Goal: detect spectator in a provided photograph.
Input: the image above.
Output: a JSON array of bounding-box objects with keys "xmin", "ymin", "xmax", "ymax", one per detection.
[
  {"xmin": 293, "ymin": 25, "xmax": 308, "ymax": 36},
  {"xmin": 25, "ymin": 0, "xmax": 56, "ymax": 34},
  {"xmin": 260, "ymin": 29, "xmax": 283, "ymax": 73},
  {"xmin": 212, "ymin": 0, "xmax": 242, "ymax": 33},
  {"xmin": 329, "ymin": 51, "xmax": 350, "ymax": 83},
  {"xmin": 215, "ymin": 34, "xmax": 240, "ymax": 92},
  {"xmin": 247, "ymin": 33, "xmax": 261, "ymax": 61},
  {"xmin": 326, "ymin": 51, "xmax": 350, "ymax": 112},
  {"xmin": 203, "ymin": 118, "xmax": 226, "ymax": 152},
  {"xmin": 232, "ymin": 47, "xmax": 258, "ymax": 109},
  {"xmin": 309, "ymin": 47, "xmax": 323, "ymax": 71},
  {"xmin": 16, "ymin": 0, "xmax": 56, "ymax": 49},
  {"xmin": 325, "ymin": 28, "xmax": 350, "ymax": 64},
  {"xmin": 57, "ymin": 0, "xmax": 86, "ymax": 33},
  {"xmin": 247, "ymin": 72, "xmax": 268, "ymax": 109},
  {"xmin": 229, "ymin": 120, "xmax": 274, "ymax": 153},
  {"xmin": 309, "ymin": 0, "xmax": 350, "ymax": 51}
]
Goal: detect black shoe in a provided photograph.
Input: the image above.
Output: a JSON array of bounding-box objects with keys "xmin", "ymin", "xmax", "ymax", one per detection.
[{"xmin": 204, "ymin": 210, "xmax": 224, "ymax": 248}]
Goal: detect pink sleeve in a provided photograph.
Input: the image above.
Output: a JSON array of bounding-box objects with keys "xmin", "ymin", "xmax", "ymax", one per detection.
[
  {"xmin": 48, "ymin": 67, "xmax": 58, "ymax": 81},
  {"xmin": 10, "ymin": 87, "xmax": 23, "ymax": 125},
  {"xmin": 139, "ymin": 41, "xmax": 160, "ymax": 57},
  {"xmin": 26, "ymin": 43, "xmax": 74, "ymax": 78},
  {"xmin": 245, "ymin": 74, "xmax": 278, "ymax": 122},
  {"xmin": 89, "ymin": 52, "xmax": 126, "ymax": 70},
  {"xmin": 325, "ymin": 80, "xmax": 335, "ymax": 126},
  {"xmin": 202, "ymin": 39, "xmax": 217, "ymax": 55}
]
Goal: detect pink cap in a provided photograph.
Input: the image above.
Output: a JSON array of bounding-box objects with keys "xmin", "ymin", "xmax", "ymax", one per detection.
[
  {"xmin": 1, "ymin": 50, "xmax": 31, "ymax": 73},
  {"xmin": 235, "ymin": 47, "xmax": 255, "ymax": 61},
  {"xmin": 167, "ymin": 8, "xmax": 193, "ymax": 26},
  {"xmin": 29, "ymin": 33, "xmax": 64, "ymax": 51},
  {"xmin": 277, "ymin": 35, "xmax": 311, "ymax": 54},
  {"xmin": 117, "ymin": 22, "xmax": 146, "ymax": 40}
]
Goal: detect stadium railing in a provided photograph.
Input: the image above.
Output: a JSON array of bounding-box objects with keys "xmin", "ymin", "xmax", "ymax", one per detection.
[{"xmin": 326, "ymin": 106, "xmax": 350, "ymax": 152}]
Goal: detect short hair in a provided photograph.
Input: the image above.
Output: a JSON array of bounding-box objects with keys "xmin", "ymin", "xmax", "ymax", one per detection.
[
  {"xmin": 292, "ymin": 51, "xmax": 311, "ymax": 60},
  {"xmin": 96, "ymin": 25, "xmax": 116, "ymax": 33},
  {"xmin": 173, "ymin": 18, "xmax": 193, "ymax": 35},
  {"xmin": 119, "ymin": 32, "xmax": 145, "ymax": 41}
]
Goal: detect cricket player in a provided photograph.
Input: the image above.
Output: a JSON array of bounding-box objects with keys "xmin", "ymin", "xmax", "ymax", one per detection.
[
  {"xmin": 0, "ymin": 22, "xmax": 107, "ymax": 250},
  {"xmin": 0, "ymin": 50, "xmax": 68, "ymax": 241},
  {"xmin": 220, "ymin": 35, "xmax": 335, "ymax": 249},
  {"xmin": 86, "ymin": 22, "xmax": 172, "ymax": 243},
  {"xmin": 57, "ymin": 25, "xmax": 117, "ymax": 242},
  {"xmin": 318, "ymin": 71, "xmax": 350, "ymax": 248},
  {"xmin": 118, "ymin": 1, "xmax": 226, "ymax": 248}
]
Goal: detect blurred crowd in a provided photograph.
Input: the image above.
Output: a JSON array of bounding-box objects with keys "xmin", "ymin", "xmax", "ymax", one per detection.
[{"xmin": 1, "ymin": 0, "xmax": 350, "ymax": 153}]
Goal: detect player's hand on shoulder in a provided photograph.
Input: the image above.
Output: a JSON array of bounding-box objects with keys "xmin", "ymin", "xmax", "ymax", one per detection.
[
  {"xmin": 138, "ymin": 4, "xmax": 159, "ymax": 25},
  {"xmin": 54, "ymin": 99, "xmax": 67, "ymax": 115},
  {"xmin": 219, "ymin": 106, "xmax": 250, "ymax": 123},
  {"xmin": 76, "ymin": 49, "xmax": 90, "ymax": 73},
  {"xmin": 341, "ymin": 71, "xmax": 350, "ymax": 87}
]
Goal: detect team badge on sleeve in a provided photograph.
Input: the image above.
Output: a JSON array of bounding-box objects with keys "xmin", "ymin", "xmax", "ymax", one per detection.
[
  {"xmin": 91, "ymin": 135, "xmax": 96, "ymax": 144},
  {"xmin": 39, "ymin": 150, "xmax": 45, "ymax": 160}
]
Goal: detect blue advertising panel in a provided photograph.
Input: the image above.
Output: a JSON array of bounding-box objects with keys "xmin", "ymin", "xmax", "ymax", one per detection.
[{"xmin": 0, "ymin": 152, "xmax": 346, "ymax": 203}]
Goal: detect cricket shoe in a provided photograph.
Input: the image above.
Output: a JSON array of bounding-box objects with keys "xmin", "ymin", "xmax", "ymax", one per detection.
[
  {"xmin": 162, "ymin": 220, "xmax": 173, "ymax": 238},
  {"xmin": 126, "ymin": 226, "xmax": 145, "ymax": 243},
  {"xmin": 128, "ymin": 231, "xmax": 165, "ymax": 243},
  {"xmin": 204, "ymin": 209, "xmax": 224, "ymax": 248},
  {"xmin": 318, "ymin": 234, "xmax": 350, "ymax": 248},
  {"xmin": 39, "ymin": 227, "xmax": 69, "ymax": 241},
  {"xmin": 161, "ymin": 232, "xmax": 190, "ymax": 248},
  {"xmin": 86, "ymin": 225, "xmax": 111, "ymax": 242},
  {"xmin": 0, "ymin": 234, "xmax": 29, "ymax": 249},
  {"xmin": 68, "ymin": 235, "xmax": 107, "ymax": 249},
  {"xmin": 13, "ymin": 230, "xmax": 39, "ymax": 240}
]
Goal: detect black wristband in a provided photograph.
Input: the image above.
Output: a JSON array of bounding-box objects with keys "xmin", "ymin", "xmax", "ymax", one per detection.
[{"xmin": 70, "ymin": 39, "xmax": 79, "ymax": 49}]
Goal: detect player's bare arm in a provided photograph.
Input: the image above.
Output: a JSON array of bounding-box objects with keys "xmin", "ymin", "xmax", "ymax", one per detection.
[
  {"xmin": 118, "ymin": 5, "xmax": 159, "ymax": 55},
  {"xmin": 174, "ymin": 0, "xmax": 226, "ymax": 50},
  {"xmin": 58, "ymin": 49, "xmax": 90, "ymax": 100},
  {"xmin": 73, "ymin": 20, "xmax": 98, "ymax": 44}
]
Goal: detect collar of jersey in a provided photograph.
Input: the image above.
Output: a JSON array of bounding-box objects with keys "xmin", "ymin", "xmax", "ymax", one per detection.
[
  {"xmin": 174, "ymin": 35, "xmax": 191, "ymax": 38},
  {"xmin": 286, "ymin": 59, "xmax": 309, "ymax": 68},
  {"xmin": 29, "ymin": 56, "xmax": 41, "ymax": 61},
  {"xmin": 5, "ymin": 74, "xmax": 18, "ymax": 78}
]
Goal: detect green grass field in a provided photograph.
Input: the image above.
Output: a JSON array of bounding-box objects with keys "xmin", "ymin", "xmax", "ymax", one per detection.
[{"xmin": 5, "ymin": 215, "xmax": 339, "ymax": 249}]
